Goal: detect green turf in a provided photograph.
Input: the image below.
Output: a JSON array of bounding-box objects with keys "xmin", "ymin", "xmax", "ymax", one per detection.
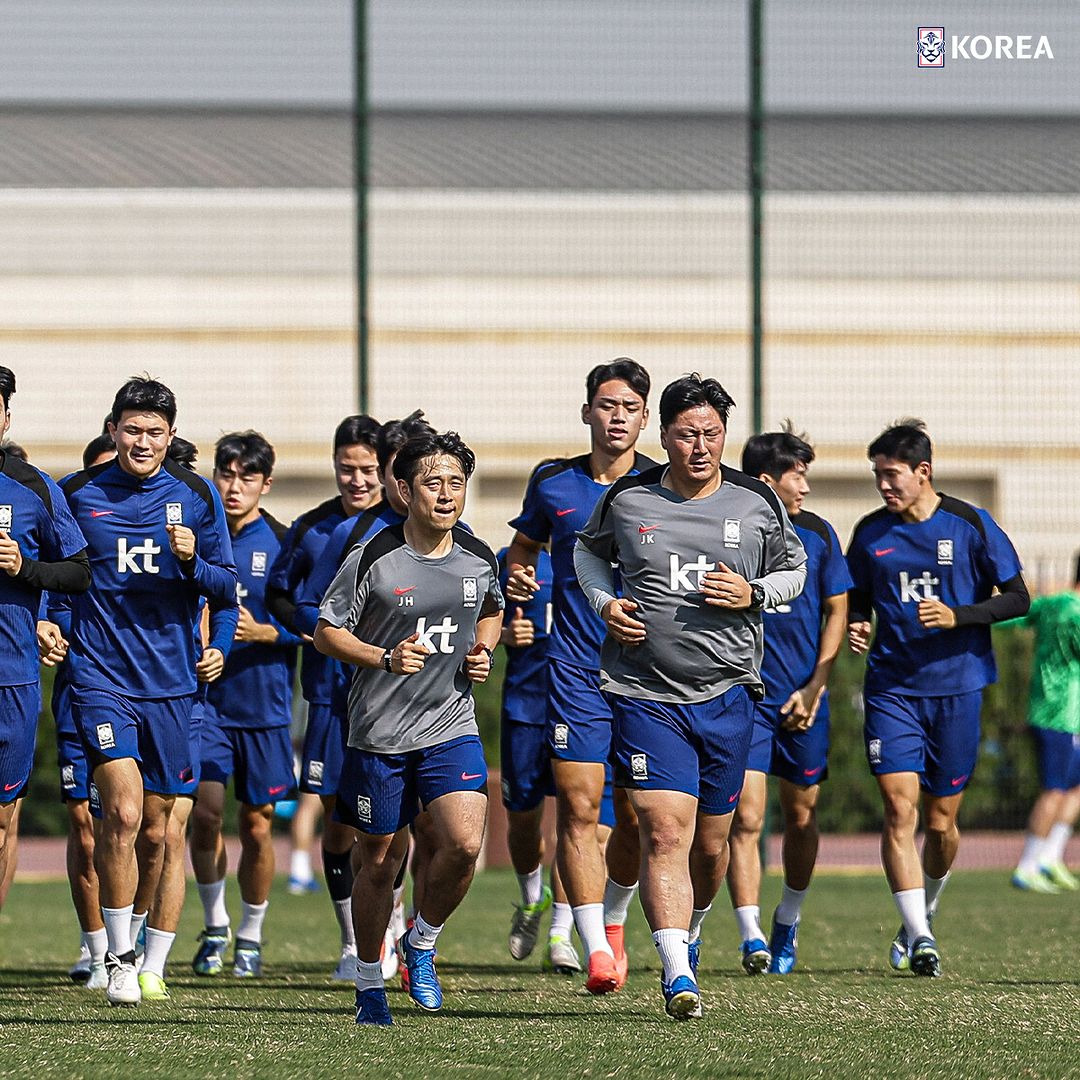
[{"xmin": 0, "ymin": 869, "xmax": 1077, "ymax": 1079}]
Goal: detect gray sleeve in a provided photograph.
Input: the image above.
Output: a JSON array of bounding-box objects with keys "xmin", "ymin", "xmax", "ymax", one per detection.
[
  {"xmin": 574, "ymin": 540, "xmax": 618, "ymax": 618},
  {"xmin": 480, "ymin": 563, "xmax": 505, "ymax": 617},
  {"xmin": 576, "ymin": 493, "xmax": 618, "ymax": 562},
  {"xmin": 754, "ymin": 502, "xmax": 808, "ymax": 609},
  {"xmin": 318, "ymin": 545, "xmax": 369, "ymax": 631}
]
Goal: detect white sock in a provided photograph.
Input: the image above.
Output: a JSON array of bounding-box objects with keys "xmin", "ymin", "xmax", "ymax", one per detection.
[
  {"xmin": 130, "ymin": 909, "xmax": 148, "ymax": 947},
  {"xmin": 775, "ymin": 883, "xmax": 808, "ymax": 926},
  {"xmin": 734, "ymin": 905, "xmax": 764, "ymax": 943},
  {"xmin": 198, "ymin": 879, "xmax": 230, "ymax": 929},
  {"xmin": 517, "ymin": 865, "xmax": 545, "ymax": 907},
  {"xmin": 549, "ymin": 902, "xmax": 574, "ymax": 940},
  {"xmin": 140, "ymin": 928, "xmax": 176, "ymax": 979},
  {"xmin": 101, "ymin": 904, "xmax": 134, "ymax": 956},
  {"xmin": 76, "ymin": 936, "xmax": 91, "ymax": 963},
  {"xmin": 603, "ymin": 879, "xmax": 639, "ymax": 927},
  {"xmin": 392, "ymin": 882, "xmax": 406, "ymax": 909},
  {"xmin": 652, "ymin": 928, "xmax": 693, "ymax": 983},
  {"xmin": 923, "ymin": 871, "xmax": 949, "ymax": 917},
  {"xmin": 1044, "ymin": 822, "xmax": 1072, "ymax": 866},
  {"xmin": 334, "ymin": 898, "xmax": 356, "ymax": 949},
  {"xmin": 572, "ymin": 902, "xmax": 613, "ymax": 960},
  {"xmin": 86, "ymin": 927, "xmax": 108, "ymax": 965},
  {"xmin": 893, "ymin": 888, "xmax": 932, "ymax": 941},
  {"xmin": 408, "ymin": 913, "xmax": 443, "ymax": 951},
  {"xmin": 355, "ymin": 958, "xmax": 383, "ymax": 992},
  {"xmin": 290, "ymin": 850, "xmax": 313, "ymax": 882},
  {"xmin": 1017, "ymin": 833, "xmax": 1045, "ymax": 876},
  {"xmin": 238, "ymin": 900, "xmax": 269, "ymax": 944},
  {"xmin": 688, "ymin": 905, "xmax": 711, "ymax": 944}
]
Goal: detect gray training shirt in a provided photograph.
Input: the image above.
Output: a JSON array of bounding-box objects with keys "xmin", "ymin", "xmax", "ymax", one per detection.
[
  {"xmin": 575, "ymin": 464, "xmax": 806, "ymax": 704},
  {"xmin": 318, "ymin": 524, "xmax": 504, "ymax": 753}
]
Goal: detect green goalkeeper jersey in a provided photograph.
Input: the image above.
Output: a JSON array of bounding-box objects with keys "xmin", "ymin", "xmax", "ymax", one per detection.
[{"xmin": 1006, "ymin": 591, "xmax": 1080, "ymax": 734}]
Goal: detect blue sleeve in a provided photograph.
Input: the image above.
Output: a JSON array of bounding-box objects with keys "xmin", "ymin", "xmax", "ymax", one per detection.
[
  {"xmin": 822, "ymin": 522, "xmax": 855, "ymax": 598},
  {"xmin": 268, "ymin": 520, "xmax": 302, "ymax": 594},
  {"xmin": 976, "ymin": 509, "xmax": 1023, "ymax": 585},
  {"xmin": 40, "ymin": 471, "xmax": 88, "ymax": 560},
  {"xmin": 207, "ymin": 596, "xmax": 240, "ymax": 658},
  {"xmin": 846, "ymin": 532, "xmax": 873, "ymax": 620},
  {"xmin": 181, "ymin": 487, "xmax": 238, "ymax": 603},
  {"xmin": 508, "ymin": 470, "xmax": 552, "ymax": 544},
  {"xmin": 295, "ymin": 531, "xmax": 345, "ymax": 637},
  {"xmin": 46, "ymin": 591, "xmax": 73, "ymax": 637},
  {"xmin": 269, "ymin": 612, "xmax": 304, "ymax": 649}
]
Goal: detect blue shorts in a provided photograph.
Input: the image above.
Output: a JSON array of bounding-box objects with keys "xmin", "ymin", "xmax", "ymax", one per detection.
[
  {"xmin": 1031, "ymin": 728, "xmax": 1080, "ymax": 791},
  {"xmin": 547, "ymin": 659, "xmax": 613, "ymax": 764},
  {"xmin": 609, "ymin": 685, "xmax": 754, "ymax": 816},
  {"xmin": 300, "ymin": 702, "xmax": 347, "ymax": 796},
  {"xmin": 200, "ymin": 717, "xmax": 296, "ymax": 806},
  {"xmin": 55, "ymin": 679, "xmax": 92, "ymax": 802},
  {"xmin": 0, "ymin": 683, "xmax": 40, "ymax": 804},
  {"xmin": 71, "ymin": 687, "xmax": 197, "ymax": 797},
  {"xmin": 863, "ymin": 690, "xmax": 982, "ymax": 797},
  {"xmin": 336, "ymin": 734, "xmax": 488, "ymax": 835},
  {"xmin": 747, "ymin": 701, "xmax": 830, "ymax": 786}
]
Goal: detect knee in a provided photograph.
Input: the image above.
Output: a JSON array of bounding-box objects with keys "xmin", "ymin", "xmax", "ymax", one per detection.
[
  {"xmin": 193, "ymin": 800, "xmax": 223, "ymax": 839},
  {"xmin": 446, "ymin": 831, "xmax": 484, "ymax": 869},
  {"xmin": 240, "ymin": 808, "xmax": 273, "ymax": 847},
  {"xmin": 138, "ymin": 814, "xmax": 169, "ymax": 853},
  {"xmin": 731, "ymin": 803, "xmax": 765, "ymax": 839},
  {"xmin": 642, "ymin": 819, "xmax": 688, "ymax": 860},
  {"xmin": 784, "ymin": 803, "xmax": 817, "ymax": 835},
  {"xmin": 558, "ymin": 791, "xmax": 601, "ymax": 834},
  {"xmin": 101, "ymin": 799, "xmax": 142, "ymax": 841},
  {"xmin": 881, "ymin": 792, "xmax": 918, "ymax": 832}
]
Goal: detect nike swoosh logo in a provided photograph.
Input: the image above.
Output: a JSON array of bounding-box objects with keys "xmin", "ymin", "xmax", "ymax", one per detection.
[
  {"xmin": 803, "ymin": 767, "xmax": 823, "ymax": 778},
  {"xmin": 556, "ymin": 508, "xmax": 576, "ymax": 517},
  {"xmin": 4, "ymin": 780, "xmax": 25, "ymax": 792},
  {"xmin": 950, "ymin": 775, "xmax": 968, "ymax": 787},
  {"xmin": 728, "ymin": 790, "xmax": 742, "ymax": 803},
  {"xmin": 90, "ymin": 510, "xmax": 114, "ymax": 518},
  {"xmin": 460, "ymin": 772, "xmax": 483, "ymax": 781},
  {"xmin": 394, "ymin": 586, "xmax": 416, "ymax": 595},
  {"xmin": 874, "ymin": 547, "xmax": 896, "ymax": 557},
  {"xmin": 639, "ymin": 524, "xmax": 661, "ymax": 533},
  {"xmin": 268, "ymin": 784, "xmax": 288, "ymax": 796}
]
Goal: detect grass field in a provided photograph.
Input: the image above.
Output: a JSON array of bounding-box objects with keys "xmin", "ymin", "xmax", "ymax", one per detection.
[{"xmin": 1, "ymin": 868, "xmax": 1077, "ymax": 1079}]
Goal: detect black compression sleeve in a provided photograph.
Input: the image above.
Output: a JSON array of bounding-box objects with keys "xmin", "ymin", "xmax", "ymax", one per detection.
[
  {"xmin": 14, "ymin": 550, "xmax": 91, "ymax": 594},
  {"xmin": 952, "ymin": 573, "xmax": 1030, "ymax": 627},
  {"xmin": 848, "ymin": 586, "xmax": 873, "ymax": 624},
  {"xmin": 265, "ymin": 583, "xmax": 299, "ymax": 634}
]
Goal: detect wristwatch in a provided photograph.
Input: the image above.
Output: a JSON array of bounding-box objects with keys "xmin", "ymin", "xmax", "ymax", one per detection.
[
  {"xmin": 382, "ymin": 648, "xmax": 394, "ymax": 673},
  {"xmin": 478, "ymin": 644, "xmax": 494, "ymax": 662},
  {"xmin": 747, "ymin": 582, "xmax": 767, "ymax": 612}
]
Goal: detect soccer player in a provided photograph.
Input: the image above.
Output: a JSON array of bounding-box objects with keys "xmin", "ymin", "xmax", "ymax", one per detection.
[
  {"xmin": 505, "ymin": 359, "xmax": 654, "ymax": 994},
  {"xmin": 1007, "ymin": 556, "xmax": 1080, "ymax": 893},
  {"xmin": 847, "ymin": 419, "xmax": 1029, "ymax": 977},
  {"xmin": 726, "ymin": 429, "xmax": 852, "ymax": 974},
  {"xmin": 0, "ymin": 366, "xmax": 91, "ymax": 915},
  {"xmin": 574, "ymin": 374, "xmax": 806, "ymax": 1019},
  {"xmin": 314, "ymin": 431, "xmax": 503, "ymax": 1026},
  {"xmin": 60, "ymin": 377, "xmax": 237, "ymax": 1006},
  {"xmin": 190, "ymin": 432, "xmax": 301, "ymax": 977}
]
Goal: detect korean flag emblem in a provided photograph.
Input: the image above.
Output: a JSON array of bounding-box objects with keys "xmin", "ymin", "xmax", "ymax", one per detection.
[
  {"xmin": 462, "ymin": 576, "xmax": 478, "ymax": 608},
  {"xmin": 166, "ymin": 502, "xmax": 184, "ymax": 525},
  {"xmin": 251, "ymin": 551, "xmax": 267, "ymax": 576},
  {"xmin": 723, "ymin": 518, "xmax": 741, "ymax": 548}
]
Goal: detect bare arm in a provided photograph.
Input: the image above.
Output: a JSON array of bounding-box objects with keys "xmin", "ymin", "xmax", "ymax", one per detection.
[
  {"xmin": 505, "ymin": 531, "xmax": 544, "ymax": 602},
  {"xmin": 782, "ymin": 591, "xmax": 848, "ymax": 731}
]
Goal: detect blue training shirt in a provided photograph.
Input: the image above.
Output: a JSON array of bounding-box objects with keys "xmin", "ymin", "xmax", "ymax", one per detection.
[
  {"xmin": 0, "ymin": 453, "xmax": 87, "ymax": 686},
  {"xmin": 497, "ymin": 546, "xmax": 552, "ymax": 725},
  {"xmin": 60, "ymin": 458, "xmax": 237, "ymax": 699},
  {"xmin": 509, "ymin": 452, "xmax": 656, "ymax": 671},
  {"xmin": 846, "ymin": 494, "xmax": 1022, "ymax": 697},
  {"xmin": 760, "ymin": 510, "xmax": 853, "ymax": 710},
  {"xmin": 207, "ymin": 511, "xmax": 300, "ymax": 728}
]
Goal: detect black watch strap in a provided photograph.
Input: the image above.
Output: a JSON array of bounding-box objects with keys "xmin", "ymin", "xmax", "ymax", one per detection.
[{"xmin": 382, "ymin": 648, "xmax": 393, "ymax": 672}]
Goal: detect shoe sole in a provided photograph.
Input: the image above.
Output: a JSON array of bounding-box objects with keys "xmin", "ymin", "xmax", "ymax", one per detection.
[
  {"xmin": 910, "ymin": 953, "xmax": 942, "ymax": 978},
  {"xmin": 107, "ymin": 998, "xmax": 140, "ymax": 1008},
  {"xmin": 69, "ymin": 969, "xmax": 92, "ymax": 984},
  {"xmin": 742, "ymin": 952, "xmax": 771, "ymax": 975},
  {"xmin": 545, "ymin": 962, "xmax": 582, "ymax": 975},
  {"xmin": 665, "ymin": 990, "xmax": 700, "ymax": 1020},
  {"xmin": 586, "ymin": 973, "xmax": 619, "ymax": 995}
]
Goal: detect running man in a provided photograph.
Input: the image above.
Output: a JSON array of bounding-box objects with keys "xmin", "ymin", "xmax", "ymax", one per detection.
[
  {"xmin": 726, "ymin": 429, "xmax": 851, "ymax": 974},
  {"xmin": 315, "ymin": 431, "xmax": 503, "ymax": 1026},
  {"xmin": 574, "ymin": 374, "xmax": 806, "ymax": 1019},
  {"xmin": 847, "ymin": 419, "xmax": 1029, "ymax": 977},
  {"xmin": 505, "ymin": 358, "xmax": 654, "ymax": 994}
]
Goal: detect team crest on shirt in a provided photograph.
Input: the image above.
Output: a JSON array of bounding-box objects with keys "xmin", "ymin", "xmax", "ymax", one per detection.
[
  {"xmin": 937, "ymin": 539, "xmax": 954, "ymax": 566},
  {"xmin": 251, "ymin": 551, "xmax": 267, "ymax": 576},
  {"xmin": 723, "ymin": 519, "xmax": 741, "ymax": 548},
  {"xmin": 553, "ymin": 723, "xmax": 569, "ymax": 750},
  {"xmin": 631, "ymin": 753, "xmax": 649, "ymax": 780},
  {"xmin": 61, "ymin": 765, "xmax": 75, "ymax": 789},
  {"xmin": 356, "ymin": 795, "xmax": 372, "ymax": 825},
  {"xmin": 308, "ymin": 760, "xmax": 324, "ymax": 786},
  {"xmin": 868, "ymin": 738, "xmax": 882, "ymax": 765},
  {"xmin": 462, "ymin": 577, "xmax": 478, "ymax": 608},
  {"xmin": 96, "ymin": 723, "xmax": 116, "ymax": 750},
  {"xmin": 166, "ymin": 502, "xmax": 183, "ymax": 525},
  {"xmin": 0, "ymin": 505, "xmax": 11, "ymax": 530}
]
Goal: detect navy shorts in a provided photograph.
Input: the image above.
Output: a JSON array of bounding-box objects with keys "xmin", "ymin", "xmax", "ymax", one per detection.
[
  {"xmin": 0, "ymin": 683, "xmax": 40, "ymax": 804},
  {"xmin": 300, "ymin": 702, "xmax": 347, "ymax": 796},
  {"xmin": 547, "ymin": 659, "xmax": 613, "ymax": 764},
  {"xmin": 609, "ymin": 685, "xmax": 754, "ymax": 816},
  {"xmin": 336, "ymin": 734, "xmax": 488, "ymax": 835},
  {"xmin": 71, "ymin": 687, "xmax": 197, "ymax": 797},
  {"xmin": 746, "ymin": 701, "xmax": 830, "ymax": 786},
  {"xmin": 200, "ymin": 717, "xmax": 296, "ymax": 806},
  {"xmin": 1031, "ymin": 727, "xmax": 1080, "ymax": 791},
  {"xmin": 863, "ymin": 690, "xmax": 982, "ymax": 797},
  {"xmin": 55, "ymin": 680, "xmax": 92, "ymax": 802},
  {"xmin": 501, "ymin": 713, "xmax": 554, "ymax": 812}
]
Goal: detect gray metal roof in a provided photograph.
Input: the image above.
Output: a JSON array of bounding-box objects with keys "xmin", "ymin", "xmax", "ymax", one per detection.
[{"xmin": 0, "ymin": 108, "xmax": 1075, "ymax": 193}]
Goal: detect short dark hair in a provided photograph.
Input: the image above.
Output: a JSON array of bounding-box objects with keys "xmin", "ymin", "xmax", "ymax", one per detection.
[
  {"xmin": 393, "ymin": 431, "xmax": 476, "ymax": 488},
  {"xmin": 167, "ymin": 436, "xmax": 199, "ymax": 471},
  {"xmin": 1, "ymin": 441, "xmax": 27, "ymax": 462},
  {"xmin": 867, "ymin": 418, "xmax": 932, "ymax": 469},
  {"xmin": 742, "ymin": 427, "xmax": 815, "ymax": 481},
  {"xmin": 659, "ymin": 373, "xmax": 736, "ymax": 428},
  {"xmin": 110, "ymin": 375, "xmax": 177, "ymax": 428},
  {"xmin": 377, "ymin": 410, "xmax": 436, "ymax": 474},
  {"xmin": 585, "ymin": 359, "xmax": 651, "ymax": 406},
  {"xmin": 81, "ymin": 433, "xmax": 115, "ymax": 469},
  {"xmin": 333, "ymin": 414, "xmax": 380, "ymax": 456},
  {"xmin": 0, "ymin": 367, "xmax": 15, "ymax": 410},
  {"xmin": 215, "ymin": 430, "xmax": 275, "ymax": 478}
]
